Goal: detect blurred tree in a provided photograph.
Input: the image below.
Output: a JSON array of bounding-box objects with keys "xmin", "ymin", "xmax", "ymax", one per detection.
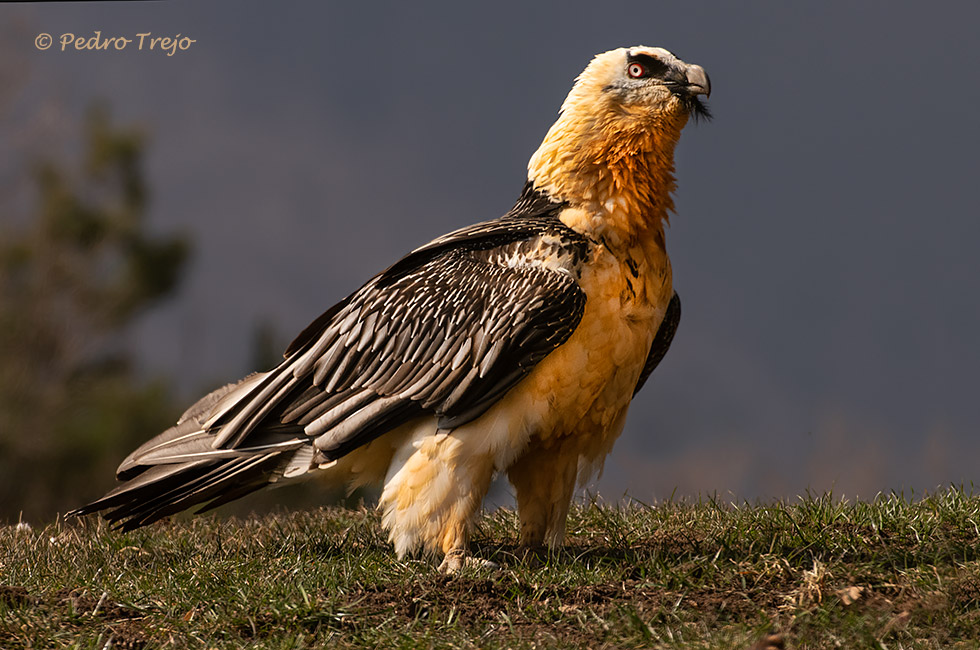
[{"xmin": 0, "ymin": 106, "xmax": 190, "ymax": 523}]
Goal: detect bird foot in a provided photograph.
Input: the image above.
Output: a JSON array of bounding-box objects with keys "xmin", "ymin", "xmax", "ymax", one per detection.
[{"xmin": 437, "ymin": 549, "xmax": 500, "ymax": 575}]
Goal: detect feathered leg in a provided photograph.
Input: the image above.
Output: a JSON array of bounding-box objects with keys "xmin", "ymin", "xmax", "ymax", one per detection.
[
  {"xmin": 379, "ymin": 429, "xmax": 496, "ymax": 570},
  {"xmin": 507, "ymin": 438, "xmax": 578, "ymax": 548}
]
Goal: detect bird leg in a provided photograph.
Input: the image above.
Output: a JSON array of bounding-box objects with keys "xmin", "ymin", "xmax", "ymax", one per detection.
[
  {"xmin": 507, "ymin": 440, "xmax": 578, "ymax": 549},
  {"xmin": 380, "ymin": 431, "xmax": 497, "ymax": 568}
]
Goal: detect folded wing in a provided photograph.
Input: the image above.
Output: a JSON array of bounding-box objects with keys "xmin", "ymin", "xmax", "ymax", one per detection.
[{"xmin": 70, "ymin": 213, "xmax": 590, "ymax": 529}]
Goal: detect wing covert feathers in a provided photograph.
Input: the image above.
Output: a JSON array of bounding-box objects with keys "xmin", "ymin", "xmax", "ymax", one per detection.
[
  {"xmin": 72, "ymin": 206, "xmax": 592, "ymax": 529},
  {"xmin": 291, "ymin": 226, "xmax": 589, "ymax": 455}
]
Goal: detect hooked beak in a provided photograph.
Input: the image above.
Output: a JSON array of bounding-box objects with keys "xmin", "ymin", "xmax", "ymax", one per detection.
[{"xmin": 683, "ymin": 64, "xmax": 711, "ymax": 98}]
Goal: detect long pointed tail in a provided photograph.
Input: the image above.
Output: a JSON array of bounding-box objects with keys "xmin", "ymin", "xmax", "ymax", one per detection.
[
  {"xmin": 68, "ymin": 452, "xmax": 288, "ymax": 530},
  {"xmin": 68, "ymin": 378, "xmax": 311, "ymax": 530}
]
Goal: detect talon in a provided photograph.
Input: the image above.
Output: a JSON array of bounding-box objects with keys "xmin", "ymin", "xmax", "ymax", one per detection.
[
  {"xmin": 437, "ymin": 549, "xmax": 500, "ymax": 575},
  {"xmin": 438, "ymin": 549, "xmax": 467, "ymax": 574},
  {"xmin": 468, "ymin": 557, "xmax": 501, "ymax": 571}
]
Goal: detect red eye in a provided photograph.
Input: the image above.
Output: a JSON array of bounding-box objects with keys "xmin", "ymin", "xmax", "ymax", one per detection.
[{"xmin": 627, "ymin": 62, "xmax": 647, "ymax": 78}]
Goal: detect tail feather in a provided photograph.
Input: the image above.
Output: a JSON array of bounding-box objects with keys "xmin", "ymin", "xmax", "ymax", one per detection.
[
  {"xmin": 128, "ymin": 453, "xmax": 283, "ymax": 527},
  {"xmin": 69, "ymin": 453, "xmax": 288, "ymax": 531},
  {"xmin": 116, "ymin": 377, "xmax": 265, "ymax": 479},
  {"xmin": 70, "ymin": 371, "xmax": 316, "ymax": 529},
  {"xmin": 71, "ymin": 331, "xmax": 406, "ymax": 529},
  {"xmin": 68, "ymin": 461, "xmax": 212, "ymax": 523}
]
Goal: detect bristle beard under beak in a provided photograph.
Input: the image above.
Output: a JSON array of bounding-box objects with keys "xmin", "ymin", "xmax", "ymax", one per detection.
[{"xmin": 686, "ymin": 95, "xmax": 712, "ymax": 123}]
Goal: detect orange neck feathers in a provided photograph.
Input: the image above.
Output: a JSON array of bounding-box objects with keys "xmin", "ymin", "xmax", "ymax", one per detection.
[{"xmin": 527, "ymin": 104, "xmax": 688, "ymax": 247}]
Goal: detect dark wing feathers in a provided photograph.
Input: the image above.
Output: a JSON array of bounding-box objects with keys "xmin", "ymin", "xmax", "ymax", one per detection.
[
  {"xmin": 256, "ymin": 225, "xmax": 588, "ymax": 458},
  {"xmin": 293, "ymin": 244, "xmax": 587, "ymax": 457},
  {"xmin": 72, "ymin": 206, "xmax": 593, "ymax": 528},
  {"xmin": 244, "ymin": 211, "xmax": 590, "ymax": 457},
  {"xmin": 70, "ymin": 454, "xmax": 282, "ymax": 530},
  {"xmin": 633, "ymin": 291, "xmax": 681, "ymax": 396}
]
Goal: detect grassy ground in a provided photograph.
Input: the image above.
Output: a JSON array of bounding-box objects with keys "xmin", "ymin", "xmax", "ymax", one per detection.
[{"xmin": 2, "ymin": 489, "xmax": 980, "ymax": 649}]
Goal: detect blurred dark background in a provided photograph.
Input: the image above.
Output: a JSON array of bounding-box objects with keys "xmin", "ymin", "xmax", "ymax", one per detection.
[{"xmin": 2, "ymin": 2, "xmax": 979, "ymax": 524}]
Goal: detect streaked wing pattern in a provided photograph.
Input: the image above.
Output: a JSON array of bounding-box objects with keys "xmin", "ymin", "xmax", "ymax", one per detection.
[
  {"xmin": 213, "ymin": 222, "xmax": 590, "ymax": 460},
  {"xmin": 75, "ymin": 211, "xmax": 592, "ymax": 529}
]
